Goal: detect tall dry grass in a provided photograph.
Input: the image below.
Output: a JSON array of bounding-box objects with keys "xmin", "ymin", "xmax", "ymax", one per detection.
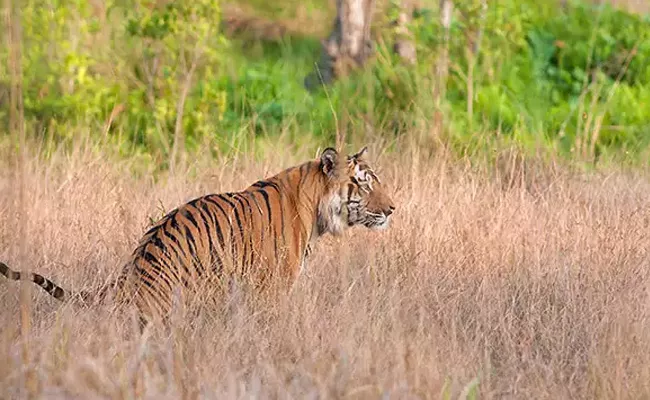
[
  {"xmin": 605, "ymin": 0, "xmax": 650, "ymax": 14},
  {"xmin": 1, "ymin": 142, "xmax": 650, "ymax": 399}
]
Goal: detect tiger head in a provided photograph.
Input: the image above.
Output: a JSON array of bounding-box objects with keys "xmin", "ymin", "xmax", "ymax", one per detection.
[{"xmin": 318, "ymin": 146, "xmax": 395, "ymax": 236}]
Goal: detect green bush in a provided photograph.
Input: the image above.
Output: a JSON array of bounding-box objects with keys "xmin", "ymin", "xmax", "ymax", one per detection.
[
  {"xmin": 3, "ymin": 0, "xmax": 650, "ymax": 165},
  {"xmin": 401, "ymin": 0, "xmax": 650, "ymax": 160}
]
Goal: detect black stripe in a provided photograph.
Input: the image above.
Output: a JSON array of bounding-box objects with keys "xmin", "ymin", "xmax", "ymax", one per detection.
[
  {"xmin": 199, "ymin": 201, "xmax": 225, "ymax": 274},
  {"xmin": 135, "ymin": 262, "xmax": 160, "ymax": 289},
  {"xmin": 146, "ymin": 239, "xmax": 185, "ymax": 286},
  {"xmin": 143, "ymin": 251, "xmax": 175, "ymax": 290},
  {"xmin": 199, "ymin": 201, "xmax": 225, "ymax": 248},
  {"xmin": 165, "ymin": 216, "xmax": 194, "ymax": 281},
  {"xmin": 143, "ymin": 222, "xmax": 161, "ymax": 239},
  {"xmin": 134, "ymin": 268, "xmax": 165, "ymax": 302},
  {"xmin": 257, "ymin": 189, "xmax": 274, "ymax": 230},
  {"xmin": 266, "ymin": 181, "xmax": 287, "ymax": 255},
  {"xmin": 217, "ymin": 194, "xmax": 240, "ymax": 266},
  {"xmin": 150, "ymin": 234, "xmax": 169, "ymax": 255},
  {"xmin": 167, "ymin": 215, "xmax": 186, "ymax": 254},
  {"xmin": 169, "ymin": 214, "xmax": 183, "ymax": 242},
  {"xmin": 235, "ymin": 193, "xmax": 256, "ymax": 269},
  {"xmin": 186, "ymin": 196, "xmax": 203, "ymax": 207},
  {"xmin": 255, "ymin": 181, "xmax": 283, "ymax": 218},
  {"xmin": 142, "ymin": 251, "xmax": 165, "ymax": 276},
  {"xmin": 33, "ymin": 274, "xmax": 48, "ymax": 291},
  {"xmin": 230, "ymin": 194, "xmax": 248, "ymax": 269},
  {"xmin": 218, "ymin": 193, "xmax": 237, "ymax": 212},
  {"xmin": 195, "ymin": 203, "xmax": 220, "ymax": 277},
  {"xmin": 194, "ymin": 201, "xmax": 217, "ymax": 265},
  {"xmin": 1, "ymin": 262, "xmax": 21, "ymax": 280},
  {"xmin": 204, "ymin": 195, "xmax": 236, "ymax": 268},
  {"xmin": 182, "ymin": 207, "xmax": 201, "ymax": 231},
  {"xmin": 221, "ymin": 194, "xmax": 246, "ymax": 266},
  {"xmin": 257, "ymin": 188, "xmax": 279, "ymax": 264},
  {"xmin": 181, "ymin": 206, "xmax": 209, "ymax": 277},
  {"xmin": 183, "ymin": 224, "xmax": 205, "ymax": 277},
  {"xmin": 252, "ymin": 180, "xmax": 282, "ymax": 191},
  {"xmin": 33, "ymin": 274, "xmax": 44, "ymax": 285},
  {"xmin": 52, "ymin": 286, "xmax": 65, "ymax": 300},
  {"xmin": 169, "ymin": 213, "xmax": 196, "ymax": 266},
  {"xmin": 184, "ymin": 204, "xmax": 211, "ymax": 263},
  {"xmin": 246, "ymin": 191, "xmax": 265, "ymax": 258},
  {"xmin": 241, "ymin": 193, "xmax": 259, "ymax": 268},
  {"xmin": 161, "ymin": 228, "xmax": 185, "ymax": 267},
  {"xmin": 230, "ymin": 197, "xmax": 247, "ymax": 267}
]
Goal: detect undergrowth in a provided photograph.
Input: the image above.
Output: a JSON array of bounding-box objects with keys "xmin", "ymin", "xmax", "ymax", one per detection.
[{"xmin": 1, "ymin": 0, "xmax": 650, "ymax": 168}]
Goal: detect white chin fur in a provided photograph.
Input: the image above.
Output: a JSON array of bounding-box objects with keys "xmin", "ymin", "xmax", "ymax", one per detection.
[{"xmin": 370, "ymin": 218, "xmax": 390, "ymax": 231}]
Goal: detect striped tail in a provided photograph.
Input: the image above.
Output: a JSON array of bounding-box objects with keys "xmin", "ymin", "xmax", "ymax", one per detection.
[{"xmin": 1, "ymin": 261, "xmax": 69, "ymax": 301}]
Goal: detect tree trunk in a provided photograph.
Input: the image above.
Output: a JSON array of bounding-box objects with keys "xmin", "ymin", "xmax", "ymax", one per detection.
[
  {"xmin": 466, "ymin": 0, "xmax": 487, "ymax": 128},
  {"xmin": 393, "ymin": 0, "xmax": 417, "ymax": 65},
  {"xmin": 304, "ymin": 0, "xmax": 375, "ymax": 90},
  {"xmin": 434, "ymin": 0, "xmax": 453, "ymax": 107},
  {"xmin": 430, "ymin": 0, "xmax": 453, "ymax": 141}
]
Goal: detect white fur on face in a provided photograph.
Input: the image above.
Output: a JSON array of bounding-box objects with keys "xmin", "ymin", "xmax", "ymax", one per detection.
[
  {"xmin": 354, "ymin": 164, "xmax": 366, "ymax": 181},
  {"xmin": 370, "ymin": 215, "xmax": 390, "ymax": 230},
  {"xmin": 317, "ymin": 191, "xmax": 345, "ymax": 236},
  {"xmin": 353, "ymin": 163, "xmax": 375, "ymax": 192}
]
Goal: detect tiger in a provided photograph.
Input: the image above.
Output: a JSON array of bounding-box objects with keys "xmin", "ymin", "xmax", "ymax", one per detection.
[{"xmin": 1, "ymin": 146, "xmax": 395, "ymax": 323}]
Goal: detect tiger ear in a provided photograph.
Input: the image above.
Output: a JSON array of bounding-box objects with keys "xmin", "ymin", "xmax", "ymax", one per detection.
[
  {"xmin": 348, "ymin": 146, "xmax": 368, "ymax": 163},
  {"xmin": 320, "ymin": 147, "xmax": 339, "ymax": 177}
]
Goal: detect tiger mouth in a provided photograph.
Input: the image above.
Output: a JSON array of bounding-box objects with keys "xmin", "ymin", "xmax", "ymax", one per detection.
[
  {"xmin": 371, "ymin": 218, "xmax": 390, "ymax": 230},
  {"xmin": 362, "ymin": 214, "xmax": 390, "ymax": 230}
]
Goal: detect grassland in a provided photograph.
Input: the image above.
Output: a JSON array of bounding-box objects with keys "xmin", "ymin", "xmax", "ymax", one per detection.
[{"xmin": 1, "ymin": 140, "xmax": 650, "ymax": 398}]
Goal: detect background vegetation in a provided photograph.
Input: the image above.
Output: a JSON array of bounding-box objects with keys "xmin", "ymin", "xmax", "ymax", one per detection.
[{"xmin": 2, "ymin": 0, "xmax": 650, "ymax": 168}]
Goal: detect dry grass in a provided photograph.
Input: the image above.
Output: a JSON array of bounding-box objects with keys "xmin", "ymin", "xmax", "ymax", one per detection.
[
  {"xmin": 1, "ymin": 142, "xmax": 650, "ymax": 399},
  {"xmin": 605, "ymin": 0, "xmax": 650, "ymax": 14}
]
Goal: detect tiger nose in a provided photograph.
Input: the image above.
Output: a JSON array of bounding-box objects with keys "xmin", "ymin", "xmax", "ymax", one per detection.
[{"xmin": 385, "ymin": 205, "xmax": 395, "ymax": 216}]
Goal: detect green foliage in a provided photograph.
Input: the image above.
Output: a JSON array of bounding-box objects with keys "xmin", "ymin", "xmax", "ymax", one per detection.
[
  {"xmin": 400, "ymin": 0, "xmax": 650, "ymax": 160},
  {"xmin": 19, "ymin": 0, "xmax": 109, "ymax": 124},
  {"xmin": 3, "ymin": 0, "xmax": 650, "ymax": 165},
  {"xmin": 122, "ymin": 0, "xmax": 230, "ymax": 155},
  {"xmin": 3, "ymin": 0, "xmax": 229, "ymax": 158}
]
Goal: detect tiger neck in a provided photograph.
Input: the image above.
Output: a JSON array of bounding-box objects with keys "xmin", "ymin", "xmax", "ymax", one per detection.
[
  {"xmin": 277, "ymin": 161, "xmax": 329, "ymax": 254},
  {"xmin": 296, "ymin": 169, "xmax": 328, "ymax": 273}
]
